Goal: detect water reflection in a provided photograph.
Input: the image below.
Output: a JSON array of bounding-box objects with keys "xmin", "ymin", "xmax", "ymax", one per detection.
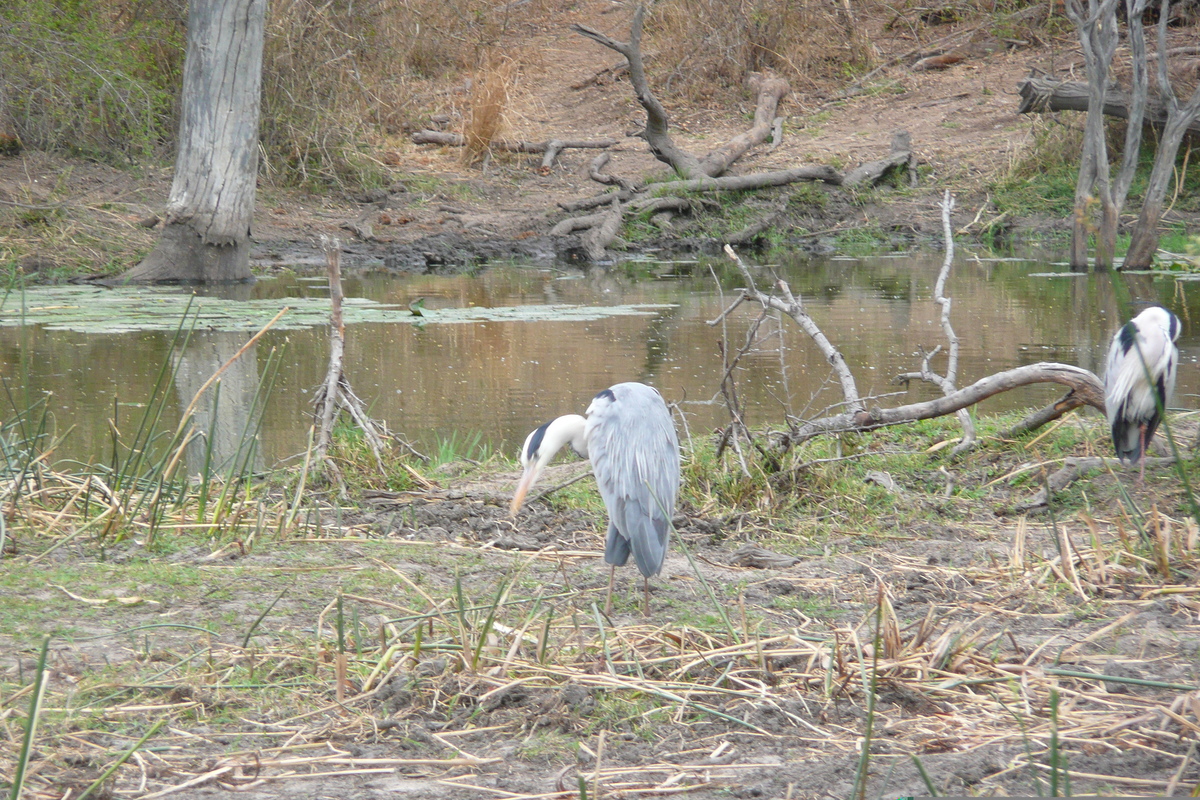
[
  {"xmin": 3, "ymin": 251, "xmax": 1198, "ymax": 470},
  {"xmin": 172, "ymin": 331, "xmax": 265, "ymax": 476}
]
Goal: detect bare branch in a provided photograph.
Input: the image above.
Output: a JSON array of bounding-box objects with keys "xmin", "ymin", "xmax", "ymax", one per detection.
[
  {"xmin": 588, "ymin": 153, "xmax": 636, "ymax": 192},
  {"xmin": 783, "ymin": 363, "xmax": 1104, "ymax": 446},
  {"xmin": 1000, "ymin": 391, "xmax": 1091, "ymax": 437},
  {"xmin": 572, "ymin": 5, "xmax": 706, "ymax": 179},
  {"xmin": 315, "ymin": 236, "xmax": 346, "ymax": 463},
  {"xmin": 697, "ymin": 72, "xmax": 790, "ymax": 176},
  {"xmin": 722, "ymin": 244, "xmax": 863, "ymax": 413},
  {"xmin": 412, "ymin": 131, "xmax": 616, "ymax": 172}
]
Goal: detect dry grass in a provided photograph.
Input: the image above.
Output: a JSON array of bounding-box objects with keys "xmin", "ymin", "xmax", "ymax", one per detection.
[
  {"xmin": 646, "ymin": 0, "xmax": 880, "ymax": 100},
  {"xmin": 3, "ymin": 432, "xmax": 1200, "ymax": 796},
  {"xmin": 461, "ymin": 56, "xmax": 522, "ymax": 164}
]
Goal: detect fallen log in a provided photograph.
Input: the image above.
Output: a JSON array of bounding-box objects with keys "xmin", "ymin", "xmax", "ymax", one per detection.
[
  {"xmin": 1016, "ymin": 74, "xmax": 1200, "ymax": 136},
  {"xmin": 410, "ymin": 131, "xmax": 618, "ymax": 169},
  {"xmin": 650, "ymin": 166, "xmax": 842, "ymax": 196},
  {"xmin": 844, "ymin": 130, "xmax": 915, "ymax": 187},
  {"xmin": 782, "ymin": 362, "xmax": 1106, "ymax": 446},
  {"xmin": 581, "ymin": 196, "xmax": 624, "ymax": 260}
]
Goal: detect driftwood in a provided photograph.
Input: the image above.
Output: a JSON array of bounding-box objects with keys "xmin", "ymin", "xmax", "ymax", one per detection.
[
  {"xmin": 714, "ymin": 193, "xmax": 1108, "ymax": 450},
  {"xmin": 410, "ymin": 131, "xmax": 618, "ymax": 171},
  {"xmin": 894, "ymin": 191, "xmax": 975, "ymax": 453},
  {"xmin": 572, "ymin": 6, "xmax": 708, "ymax": 179},
  {"xmin": 587, "ymin": 152, "xmax": 636, "ymax": 191},
  {"xmin": 844, "ymin": 130, "xmax": 915, "ymax": 187},
  {"xmin": 547, "ymin": 4, "xmax": 920, "ymax": 258},
  {"xmin": 1017, "ymin": 74, "xmax": 1200, "ymax": 137},
  {"xmin": 718, "ymin": 244, "xmax": 864, "ymax": 416},
  {"xmin": 560, "ymin": 165, "xmax": 843, "ymax": 217},
  {"xmin": 697, "ymin": 71, "xmax": 792, "ymax": 177},
  {"xmin": 581, "ymin": 196, "xmax": 624, "ymax": 260},
  {"xmin": 781, "ymin": 362, "xmax": 1104, "ymax": 446},
  {"xmin": 655, "ymin": 167, "xmax": 843, "ymax": 193}
]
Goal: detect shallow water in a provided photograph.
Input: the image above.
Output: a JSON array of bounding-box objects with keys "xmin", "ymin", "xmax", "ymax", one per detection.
[{"xmin": 2, "ymin": 249, "xmax": 1197, "ymax": 471}]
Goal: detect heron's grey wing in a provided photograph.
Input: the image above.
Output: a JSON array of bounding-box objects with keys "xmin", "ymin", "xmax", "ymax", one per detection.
[
  {"xmin": 1104, "ymin": 322, "xmax": 1144, "ymax": 461},
  {"xmin": 587, "ymin": 383, "xmax": 681, "ymax": 578}
]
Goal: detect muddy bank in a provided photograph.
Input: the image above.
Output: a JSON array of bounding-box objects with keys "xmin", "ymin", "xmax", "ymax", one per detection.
[{"xmin": 252, "ymin": 184, "xmax": 1062, "ymax": 278}]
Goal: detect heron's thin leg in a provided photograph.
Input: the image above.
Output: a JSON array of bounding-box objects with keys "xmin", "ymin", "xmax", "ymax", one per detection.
[
  {"xmin": 1139, "ymin": 424, "xmax": 1148, "ymax": 484},
  {"xmin": 604, "ymin": 565, "xmax": 616, "ymax": 616},
  {"xmin": 643, "ymin": 577, "xmax": 650, "ymax": 615}
]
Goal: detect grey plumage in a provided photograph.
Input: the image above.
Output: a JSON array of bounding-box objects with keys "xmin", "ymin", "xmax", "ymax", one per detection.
[
  {"xmin": 585, "ymin": 383, "xmax": 680, "ymax": 579},
  {"xmin": 1103, "ymin": 306, "xmax": 1180, "ymax": 465},
  {"xmin": 510, "ymin": 381, "xmax": 680, "ymax": 612}
]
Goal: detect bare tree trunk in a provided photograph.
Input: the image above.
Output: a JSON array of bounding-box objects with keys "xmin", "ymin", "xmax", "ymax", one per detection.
[
  {"xmin": 1064, "ymin": 0, "xmax": 1120, "ymax": 269},
  {"xmin": 1113, "ymin": 0, "xmax": 1150, "ymax": 207},
  {"xmin": 120, "ymin": 0, "xmax": 266, "ymax": 284},
  {"xmin": 1123, "ymin": 0, "xmax": 1200, "ymax": 268}
]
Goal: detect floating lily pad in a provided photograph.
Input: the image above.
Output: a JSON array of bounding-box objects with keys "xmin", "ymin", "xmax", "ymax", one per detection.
[{"xmin": 0, "ymin": 286, "xmax": 677, "ymax": 334}]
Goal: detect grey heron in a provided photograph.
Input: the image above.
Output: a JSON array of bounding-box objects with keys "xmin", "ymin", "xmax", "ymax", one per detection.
[
  {"xmin": 510, "ymin": 382, "xmax": 680, "ymax": 614},
  {"xmin": 1103, "ymin": 305, "xmax": 1180, "ymax": 479}
]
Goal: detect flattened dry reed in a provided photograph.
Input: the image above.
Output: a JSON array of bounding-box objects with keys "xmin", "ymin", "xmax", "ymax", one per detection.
[{"xmin": 3, "ymin": 469, "xmax": 1200, "ymax": 797}]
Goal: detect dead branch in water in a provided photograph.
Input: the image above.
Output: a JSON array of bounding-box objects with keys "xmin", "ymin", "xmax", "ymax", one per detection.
[
  {"xmin": 312, "ymin": 236, "xmax": 390, "ymax": 488},
  {"xmin": 713, "ymin": 195, "xmax": 1107, "ymax": 461},
  {"xmin": 893, "ymin": 190, "xmax": 976, "ymax": 454}
]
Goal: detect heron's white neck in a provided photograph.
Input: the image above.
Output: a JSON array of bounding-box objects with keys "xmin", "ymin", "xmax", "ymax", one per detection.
[
  {"xmin": 511, "ymin": 414, "xmax": 587, "ymax": 516},
  {"xmin": 523, "ymin": 414, "xmax": 588, "ymax": 471}
]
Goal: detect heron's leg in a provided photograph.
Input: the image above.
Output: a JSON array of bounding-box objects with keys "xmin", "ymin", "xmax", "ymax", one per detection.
[
  {"xmin": 604, "ymin": 565, "xmax": 616, "ymax": 616},
  {"xmin": 1139, "ymin": 424, "xmax": 1148, "ymax": 484},
  {"xmin": 643, "ymin": 577, "xmax": 650, "ymax": 615}
]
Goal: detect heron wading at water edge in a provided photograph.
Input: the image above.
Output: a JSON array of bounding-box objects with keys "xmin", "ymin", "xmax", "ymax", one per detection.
[
  {"xmin": 1103, "ymin": 305, "xmax": 1180, "ymax": 482},
  {"xmin": 510, "ymin": 382, "xmax": 681, "ymax": 614}
]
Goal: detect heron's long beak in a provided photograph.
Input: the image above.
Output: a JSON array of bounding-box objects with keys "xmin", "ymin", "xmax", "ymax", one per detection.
[{"xmin": 510, "ymin": 467, "xmax": 538, "ymax": 516}]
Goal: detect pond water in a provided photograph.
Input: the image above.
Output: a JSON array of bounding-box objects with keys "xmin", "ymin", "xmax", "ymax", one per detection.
[{"xmin": 2, "ymin": 249, "xmax": 1198, "ymax": 473}]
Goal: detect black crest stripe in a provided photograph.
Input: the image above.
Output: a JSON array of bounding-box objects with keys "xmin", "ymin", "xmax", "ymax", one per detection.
[
  {"xmin": 526, "ymin": 421, "xmax": 551, "ymax": 460},
  {"xmin": 1118, "ymin": 322, "xmax": 1137, "ymax": 355}
]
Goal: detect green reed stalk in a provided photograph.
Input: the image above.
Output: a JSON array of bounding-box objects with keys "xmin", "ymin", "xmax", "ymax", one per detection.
[
  {"xmin": 114, "ymin": 300, "xmax": 196, "ymax": 492},
  {"xmin": 195, "ymin": 380, "xmax": 222, "ymax": 520},
  {"xmin": 75, "ymin": 718, "xmax": 167, "ymax": 800},
  {"xmin": 911, "ymin": 755, "xmax": 939, "ymax": 796},
  {"xmin": 851, "ymin": 586, "xmax": 884, "ymax": 800},
  {"xmin": 9, "ymin": 636, "xmax": 50, "ymax": 800}
]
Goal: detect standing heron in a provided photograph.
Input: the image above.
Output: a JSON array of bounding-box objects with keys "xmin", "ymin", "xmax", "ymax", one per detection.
[
  {"xmin": 510, "ymin": 382, "xmax": 680, "ymax": 614},
  {"xmin": 1103, "ymin": 306, "xmax": 1180, "ymax": 479}
]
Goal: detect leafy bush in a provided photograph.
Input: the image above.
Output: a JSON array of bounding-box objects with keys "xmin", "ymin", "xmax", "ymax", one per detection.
[{"xmin": 0, "ymin": 0, "xmax": 184, "ymax": 161}]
